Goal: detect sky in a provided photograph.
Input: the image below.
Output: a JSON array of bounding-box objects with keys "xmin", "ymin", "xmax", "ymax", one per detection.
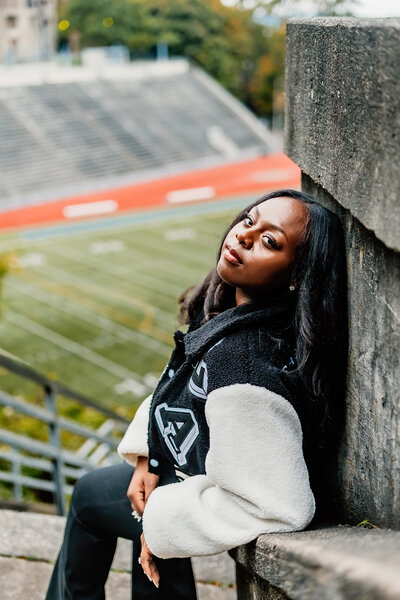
[
  {"xmin": 222, "ymin": 0, "xmax": 400, "ymax": 18},
  {"xmin": 340, "ymin": 0, "xmax": 399, "ymax": 17}
]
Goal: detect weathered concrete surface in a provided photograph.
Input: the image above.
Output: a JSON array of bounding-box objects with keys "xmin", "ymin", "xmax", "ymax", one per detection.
[
  {"xmin": 285, "ymin": 18, "xmax": 400, "ymax": 252},
  {"xmin": 0, "ymin": 509, "xmax": 236, "ymax": 598},
  {"xmin": 197, "ymin": 583, "xmax": 236, "ymax": 600},
  {"xmin": 236, "ymin": 563, "xmax": 287, "ymax": 600},
  {"xmin": 302, "ymin": 175, "xmax": 400, "ymax": 528},
  {"xmin": 231, "ymin": 526, "xmax": 400, "ymax": 600},
  {"xmin": 0, "ymin": 508, "xmax": 132, "ymax": 572},
  {"xmin": 0, "ymin": 556, "xmax": 131, "ymax": 600},
  {"xmin": 192, "ymin": 553, "xmax": 235, "ymax": 585},
  {"xmin": 0, "ymin": 556, "xmax": 235, "ymax": 600}
]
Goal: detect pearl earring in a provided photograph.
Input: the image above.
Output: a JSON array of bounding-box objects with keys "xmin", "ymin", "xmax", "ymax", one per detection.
[{"xmin": 289, "ymin": 285, "xmax": 296, "ymax": 292}]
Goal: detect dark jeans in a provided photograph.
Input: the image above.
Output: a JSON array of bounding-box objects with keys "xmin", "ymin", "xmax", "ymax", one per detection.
[{"xmin": 46, "ymin": 462, "xmax": 197, "ymax": 600}]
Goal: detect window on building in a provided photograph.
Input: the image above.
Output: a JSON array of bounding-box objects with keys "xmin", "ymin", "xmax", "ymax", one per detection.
[
  {"xmin": 6, "ymin": 15, "xmax": 17, "ymax": 28},
  {"xmin": 26, "ymin": 0, "xmax": 34, "ymax": 7}
]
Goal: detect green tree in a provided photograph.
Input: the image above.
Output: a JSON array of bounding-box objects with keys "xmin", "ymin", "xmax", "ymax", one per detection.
[
  {"xmin": 61, "ymin": 0, "xmax": 157, "ymax": 54},
  {"xmin": 248, "ymin": 24, "xmax": 285, "ymax": 120},
  {"xmin": 62, "ymin": 0, "xmax": 263, "ymax": 99},
  {"xmin": 60, "ymin": 0, "xmax": 358, "ymax": 121}
]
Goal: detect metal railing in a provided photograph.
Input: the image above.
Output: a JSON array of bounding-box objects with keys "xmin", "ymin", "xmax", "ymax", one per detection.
[{"xmin": 0, "ymin": 350, "xmax": 130, "ymax": 515}]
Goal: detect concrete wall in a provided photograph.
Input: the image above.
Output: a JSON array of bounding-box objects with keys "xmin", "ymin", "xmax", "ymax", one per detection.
[{"xmin": 285, "ymin": 18, "xmax": 400, "ymax": 529}]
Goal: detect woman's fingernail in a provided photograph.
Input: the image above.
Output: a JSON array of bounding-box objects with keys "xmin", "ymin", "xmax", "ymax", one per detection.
[
  {"xmin": 154, "ymin": 582, "xmax": 159, "ymax": 588},
  {"xmin": 147, "ymin": 575, "xmax": 152, "ymax": 582}
]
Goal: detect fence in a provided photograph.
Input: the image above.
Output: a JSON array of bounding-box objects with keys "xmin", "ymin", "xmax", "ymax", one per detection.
[{"xmin": 0, "ymin": 350, "xmax": 129, "ymax": 515}]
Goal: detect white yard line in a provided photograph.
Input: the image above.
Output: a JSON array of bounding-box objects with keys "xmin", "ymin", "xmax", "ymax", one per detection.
[
  {"xmin": 118, "ymin": 234, "xmax": 215, "ymax": 274},
  {"xmin": 75, "ymin": 225, "xmax": 220, "ymax": 278},
  {"xmin": 4, "ymin": 310, "xmax": 149, "ymax": 396},
  {"xmin": 63, "ymin": 200, "xmax": 118, "ymax": 219},
  {"xmin": 48, "ymin": 244, "xmax": 183, "ymax": 300},
  {"xmin": 7, "ymin": 278, "xmax": 172, "ymax": 356},
  {"xmin": 30, "ymin": 261, "xmax": 174, "ymax": 326},
  {"xmin": 83, "ymin": 239, "xmax": 209, "ymax": 284}
]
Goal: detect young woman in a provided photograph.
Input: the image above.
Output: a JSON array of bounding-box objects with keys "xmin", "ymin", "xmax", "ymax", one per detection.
[{"xmin": 46, "ymin": 189, "xmax": 347, "ymax": 600}]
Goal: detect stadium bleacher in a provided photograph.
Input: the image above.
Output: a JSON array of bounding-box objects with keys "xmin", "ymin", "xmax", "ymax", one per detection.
[{"xmin": 0, "ymin": 59, "xmax": 274, "ymax": 210}]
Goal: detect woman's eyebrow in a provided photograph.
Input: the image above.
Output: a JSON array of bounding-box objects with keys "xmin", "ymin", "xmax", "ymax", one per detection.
[{"xmin": 252, "ymin": 206, "xmax": 289, "ymax": 241}]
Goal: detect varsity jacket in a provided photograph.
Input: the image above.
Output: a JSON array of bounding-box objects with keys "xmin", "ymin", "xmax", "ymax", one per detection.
[{"xmin": 118, "ymin": 298, "xmax": 316, "ymax": 559}]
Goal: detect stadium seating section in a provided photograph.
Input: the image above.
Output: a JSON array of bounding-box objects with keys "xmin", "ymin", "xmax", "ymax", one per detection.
[{"xmin": 0, "ymin": 60, "xmax": 271, "ymax": 205}]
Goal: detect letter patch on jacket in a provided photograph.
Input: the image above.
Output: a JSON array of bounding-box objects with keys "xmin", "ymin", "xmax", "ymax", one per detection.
[
  {"xmin": 188, "ymin": 359, "xmax": 208, "ymax": 399},
  {"xmin": 154, "ymin": 403, "xmax": 199, "ymax": 466}
]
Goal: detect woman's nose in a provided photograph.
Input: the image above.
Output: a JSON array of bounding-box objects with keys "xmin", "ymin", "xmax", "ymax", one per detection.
[{"xmin": 236, "ymin": 229, "xmax": 253, "ymax": 248}]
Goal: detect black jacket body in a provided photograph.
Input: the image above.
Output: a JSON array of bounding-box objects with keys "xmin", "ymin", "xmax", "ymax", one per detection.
[{"xmin": 146, "ymin": 296, "xmax": 321, "ymax": 489}]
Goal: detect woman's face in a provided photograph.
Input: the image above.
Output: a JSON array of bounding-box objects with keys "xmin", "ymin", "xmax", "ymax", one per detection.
[{"xmin": 217, "ymin": 197, "xmax": 308, "ymax": 305}]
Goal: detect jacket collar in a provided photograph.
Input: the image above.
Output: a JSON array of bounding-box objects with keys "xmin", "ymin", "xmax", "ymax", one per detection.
[{"xmin": 183, "ymin": 293, "xmax": 295, "ymax": 359}]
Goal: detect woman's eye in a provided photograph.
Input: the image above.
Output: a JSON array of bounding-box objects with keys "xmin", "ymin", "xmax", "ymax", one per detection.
[
  {"xmin": 263, "ymin": 236, "xmax": 279, "ymax": 249},
  {"xmin": 244, "ymin": 214, "xmax": 254, "ymax": 226}
]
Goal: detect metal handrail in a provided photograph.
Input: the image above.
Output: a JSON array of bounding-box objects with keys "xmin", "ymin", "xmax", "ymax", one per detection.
[
  {"xmin": 0, "ymin": 349, "xmax": 131, "ymax": 515},
  {"xmin": 0, "ymin": 350, "xmax": 129, "ymax": 423}
]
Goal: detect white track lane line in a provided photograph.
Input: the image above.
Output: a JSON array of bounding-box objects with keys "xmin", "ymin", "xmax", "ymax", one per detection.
[
  {"xmin": 4, "ymin": 310, "xmax": 149, "ymax": 396},
  {"xmin": 7, "ymin": 278, "xmax": 172, "ymax": 356}
]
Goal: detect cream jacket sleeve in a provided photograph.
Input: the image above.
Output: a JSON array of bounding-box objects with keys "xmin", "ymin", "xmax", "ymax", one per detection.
[
  {"xmin": 142, "ymin": 384, "xmax": 315, "ymax": 558},
  {"xmin": 117, "ymin": 394, "xmax": 152, "ymax": 467}
]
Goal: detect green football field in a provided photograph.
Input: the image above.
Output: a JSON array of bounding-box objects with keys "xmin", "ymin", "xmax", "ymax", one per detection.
[{"xmin": 0, "ymin": 197, "xmax": 252, "ymax": 419}]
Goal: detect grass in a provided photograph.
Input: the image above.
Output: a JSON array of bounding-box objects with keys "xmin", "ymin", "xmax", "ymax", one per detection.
[{"xmin": 0, "ymin": 201, "xmax": 243, "ymax": 420}]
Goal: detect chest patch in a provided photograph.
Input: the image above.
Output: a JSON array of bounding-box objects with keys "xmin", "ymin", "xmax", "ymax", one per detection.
[
  {"xmin": 188, "ymin": 359, "xmax": 208, "ymax": 399},
  {"xmin": 154, "ymin": 402, "xmax": 199, "ymax": 466}
]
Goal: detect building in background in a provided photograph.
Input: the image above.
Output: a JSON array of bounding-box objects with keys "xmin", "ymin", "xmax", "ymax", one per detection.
[{"xmin": 0, "ymin": 0, "xmax": 57, "ymax": 63}]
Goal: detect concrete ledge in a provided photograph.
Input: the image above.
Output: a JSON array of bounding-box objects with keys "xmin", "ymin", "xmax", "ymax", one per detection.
[
  {"xmin": 230, "ymin": 526, "xmax": 400, "ymax": 599},
  {"xmin": 285, "ymin": 17, "xmax": 400, "ymax": 252}
]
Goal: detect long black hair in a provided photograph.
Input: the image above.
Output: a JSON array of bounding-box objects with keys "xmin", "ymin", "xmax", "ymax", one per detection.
[{"xmin": 179, "ymin": 189, "xmax": 348, "ymax": 427}]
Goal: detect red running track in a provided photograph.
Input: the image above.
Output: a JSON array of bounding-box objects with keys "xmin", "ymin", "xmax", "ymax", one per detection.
[{"xmin": 0, "ymin": 154, "xmax": 300, "ymax": 231}]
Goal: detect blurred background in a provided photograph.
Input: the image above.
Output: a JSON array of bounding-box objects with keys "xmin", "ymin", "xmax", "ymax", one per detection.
[{"xmin": 0, "ymin": 0, "xmax": 398, "ymax": 512}]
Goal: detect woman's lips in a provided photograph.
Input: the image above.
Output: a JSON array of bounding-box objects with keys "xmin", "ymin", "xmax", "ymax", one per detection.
[{"xmin": 223, "ymin": 246, "xmax": 242, "ymax": 265}]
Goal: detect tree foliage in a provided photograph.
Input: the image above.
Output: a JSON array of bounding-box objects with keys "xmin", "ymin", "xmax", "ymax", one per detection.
[
  {"xmin": 60, "ymin": 0, "xmax": 354, "ymax": 121},
  {"xmin": 62, "ymin": 0, "xmax": 268, "ymax": 101}
]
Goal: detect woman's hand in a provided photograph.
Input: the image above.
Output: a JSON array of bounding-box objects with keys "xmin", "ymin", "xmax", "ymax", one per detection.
[
  {"xmin": 127, "ymin": 456, "xmax": 159, "ymax": 516},
  {"xmin": 140, "ymin": 533, "xmax": 160, "ymax": 588},
  {"xmin": 127, "ymin": 457, "xmax": 160, "ymax": 584}
]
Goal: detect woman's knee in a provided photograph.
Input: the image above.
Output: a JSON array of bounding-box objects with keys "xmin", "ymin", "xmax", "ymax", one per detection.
[
  {"xmin": 69, "ymin": 463, "xmax": 139, "ymax": 540},
  {"xmin": 70, "ymin": 463, "xmax": 134, "ymax": 522},
  {"xmin": 70, "ymin": 469, "xmax": 103, "ymax": 516}
]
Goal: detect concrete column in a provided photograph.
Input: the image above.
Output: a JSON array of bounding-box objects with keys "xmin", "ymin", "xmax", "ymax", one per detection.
[{"xmin": 285, "ymin": 17, "xmax": 400, "ymax": 528}]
